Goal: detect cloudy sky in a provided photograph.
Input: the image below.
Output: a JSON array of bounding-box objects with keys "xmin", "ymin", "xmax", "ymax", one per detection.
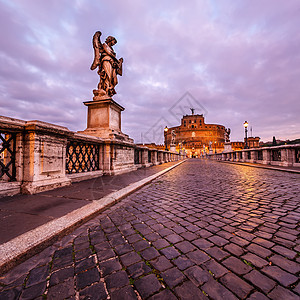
[{"xmin": 1, "ymin": 0, "xmax": 299, "ymax": 144}]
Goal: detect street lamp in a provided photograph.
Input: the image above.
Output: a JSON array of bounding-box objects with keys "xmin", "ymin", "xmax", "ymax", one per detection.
[
  {"xmin": 244, "ymin": 121, "xmax": 249, "ymax": 149},
  {"xmin": 214, "ymin": 141, "xmax": 217, "ymax": 153},
  {"xmin": 164, "ymin": 126, "xmax": 168, "ymax": 151}
]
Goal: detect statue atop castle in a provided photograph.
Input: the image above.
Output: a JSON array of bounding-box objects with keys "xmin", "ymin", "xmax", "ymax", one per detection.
[{"xmin": 91, "ymin": 31, "xmax": 123, "ymax": 99}]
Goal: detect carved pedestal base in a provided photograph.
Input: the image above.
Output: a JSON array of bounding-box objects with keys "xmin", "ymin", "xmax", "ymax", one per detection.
[{"xmin": 79, "ymin": 97, "xmax": 133, "ymax": 142}]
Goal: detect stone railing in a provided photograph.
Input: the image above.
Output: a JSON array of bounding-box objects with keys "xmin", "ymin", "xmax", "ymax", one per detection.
[
  {"xmin": 207, "ymin": 144, "xmax": 300, "ymax": 168},
  {"xmin": 0, "ymin": 116, "xmax": 184, "ymax": 196}
]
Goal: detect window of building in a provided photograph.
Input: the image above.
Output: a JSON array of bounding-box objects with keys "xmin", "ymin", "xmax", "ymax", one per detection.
[{"xmin": 189, "ymin": 120, "xmax": 191, "ymax": 123}]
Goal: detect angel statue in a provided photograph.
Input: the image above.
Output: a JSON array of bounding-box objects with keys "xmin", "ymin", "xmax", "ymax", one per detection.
[
  {"xmin": 225, "ymin": 128, "xmax": 231, "ymax": 143},
  {"xmin": 171, "ymin": 130, "xmax": 176, "ymax": 145},
  {"xmin": 91, "ymin": 31, "xmax": 123, "ymax": 99}
]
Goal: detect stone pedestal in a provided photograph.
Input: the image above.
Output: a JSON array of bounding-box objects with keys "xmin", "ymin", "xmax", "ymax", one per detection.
[
  {"xmin": 79, "ymin": 97, "xmax": 133, "ymax": 142},
  {"xmin": 170, "ymin": 144, "xmax": 176, "ymax": 152},
  {"xmin": 223, "ymin": 142, "xmax": 232, "ymax": 153}
]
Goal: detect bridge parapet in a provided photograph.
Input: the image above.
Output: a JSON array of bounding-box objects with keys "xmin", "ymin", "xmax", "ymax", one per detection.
[
  {"xmin": 208, "ymin": 144, "xmax": 300, "ymax": 168},
  {"xmin": 0, "ymin": 116, "xmax": 184, "ymax": 197}
]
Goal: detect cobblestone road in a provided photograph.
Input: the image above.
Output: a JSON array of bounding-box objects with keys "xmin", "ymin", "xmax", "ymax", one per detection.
[{"xmin": 1, "ymin": 159, "xmax": 299, "ymax": 299}]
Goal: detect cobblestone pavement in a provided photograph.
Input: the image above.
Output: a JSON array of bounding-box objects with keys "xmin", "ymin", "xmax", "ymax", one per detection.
[{"xmin": 0, "ymin": 159, "xmax": 299, "ymax": 299}]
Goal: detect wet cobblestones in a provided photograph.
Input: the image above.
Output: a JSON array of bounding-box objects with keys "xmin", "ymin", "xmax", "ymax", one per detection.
[{"xmin": 0, "ymin": 159, "xmax": 299, "ymax": 299}]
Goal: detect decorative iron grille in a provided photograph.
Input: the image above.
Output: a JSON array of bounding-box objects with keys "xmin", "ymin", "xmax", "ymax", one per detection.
[
  {"xmin": 66, "ymin": 141, "xmax": 100, "ymax": 174},
  {"xmin": 247, "ymin": 151, "xmax": 251, "ymax": 159},
  {"xmin": 271, "ymin": 149, "xmax": 281, "ymax": 161},
  {"xmin": 295, "ymin": 148, "xmax": 300, "ymax": 163},
  {"xmin": 257, "ymin": 150, "xmax": 263, "ymax": 160},
  {"xmin": 148, "ymin": 151, "xmax": 151, "ymax": 163},
  {"xmin": 0, "ymin": 131, "xmax": 17, "ymax": 181},
  {"xmin": 134, "ymin": 149, "xmax": 141, "ymax": 164}
]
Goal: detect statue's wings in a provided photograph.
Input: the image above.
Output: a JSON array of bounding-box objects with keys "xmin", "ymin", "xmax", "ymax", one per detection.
[{"xmin": 90, "ymin": 31, "xmax": 103, "ymax": 70}]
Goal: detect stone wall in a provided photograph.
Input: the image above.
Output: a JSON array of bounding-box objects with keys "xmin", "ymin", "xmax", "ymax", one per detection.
[
  {"xmin": 207, "ymin": 144, "xmax": 300, "ymax": 168},
  {"xmin": 0, "ymin": 116, "xmax": 184, "ymax": 197}
]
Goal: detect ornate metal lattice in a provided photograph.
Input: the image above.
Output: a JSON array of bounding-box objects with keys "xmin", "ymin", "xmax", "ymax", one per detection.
[
  {"xmin": 134, "ymin": 149, "xmax": 141, "ymax": 164},
  {"xmin": 271, "ymin": 149, "xmax": 281, "ymax": 161},
  {"xmin": 148, "ymin": 151, "xmax": 151, "ymax": 163},
  {"xmin": 295, "ymin": 148, "xmax": 300, "ymax": 163},
  {"xmin": 0, "ymin": 131, "xmax": 17, "ymax": 181},
  {"xmin": 66, "ymin": 141, "xmax": 100, "ymax": 174}
]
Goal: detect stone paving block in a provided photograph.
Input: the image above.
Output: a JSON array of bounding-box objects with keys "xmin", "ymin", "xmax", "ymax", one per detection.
[
  {"xmin": 105, "ymin": 270, "xmax": 130, "ymax": 293},
  {"xmin": 187, "ymin": 250, "xmax": 210, "ymax": 264},
  {"xmin": 175, "ymin": 240, "xmax": 196, "ymax": 253},
  {"xmin": 272, "ymin": 245, "xmax": 297, "ymax": 259},
  {"xmin": 262, "ymin": 265, "xmax": 298, "ymax": 287},
  {"xmin": 165, "ymin": 233, "xmax": 184, "ymax": 244},
  {"xmin": 134, "ymin": 273, "xmax": 162, "ymax": 298},
  {"xmin": 133, "ymin": 240, "xmax": 150, "ymax": 252},
  {"xmin": 269, "ymin": 254, "xmax": 300, "ymax": 273},
  {"xmin": 75, "ymin": 256, "xmax": 96, "ymax": 274},
  {"xmin": 150, "ymin": 256, "xmax": 173, "ymax": 272},
  {"xmin": 253, "ymin": 237, "xmax": 275, "ymax": 248},
  {"xmin": 224, "ymin": 243, "xmax": 244, "ymax": 256},
  {"xmin": 202, "ymin": 279, "xmax": 238, "ymax": 300},
  {"xmin": 173, "ymin": 255, "xmax": 195, "ymax": 270},
  {"xmin": 110, "ymin": 285, "xmax": 137, "ymax": 300},
  {"xmin": 47, "ymin": 277, "xmax": 75, "ymax": 299},
  {"xmin": 140, "ymin": 247, "xmax": 160, "ymax": 260},
  {"xmin": 148, "ymin": 289, "xmax": 177, "ymax": 300},
  {"xmin": 114, "ymin": 243, "xmax": 133, "ymax": 255},
  {"xmin": 127, "ymin": 261, "xmax": 151, "ymax": 279},
  {"xmin": 49, "ymin": 266, "xmax": 73, "ymax": 287},
  {"xmin": 160, "ymin": 246, "xmax": 180, "ymax": 259},
  {"xmin": 244, "ymin": 269, "xmax": 276, "ymax": 294},
  {"xmin": 20, "ymin": 282, "xmax": 46, "ymax": 299},
  {"xmin": 175, "ymin": 281, "xmax": 207, "ymax": 299},
  {"xmin": 268, "ymin": 285, "xmax": 300, "ymax": 300},
  {"xmin": 127, "ymin": 233, "xmax": 142, "ymax": 243},
  {"xmin": 95, "ymin": 247, "xmax": 116, "ymax": 262},
  {"xmin": 241, "ymin": 253, "xmax": 268, "ymax": 268},
  {"xmin": 231, "ymin": 236, "xmax": 250, "ymax": 247},
  {"xmin": 180, "ymin": 231, "xmax": 198, "ymax": 241},
  {"xmin": 247, "ymin": 243, "xmax": 272, "ymax": 258},
  {"xmin": 205, "ymin": 246, "xmax": 230, "ymax": 261},
  {"xmin": 202, "ymin": 259, "xmax": 229, "ymax": 278},
  {"xmin": 152, "ymin": 238, "xmax": 170, "ymax": 249},
  {"xmin": 99, "ymin": 258, "xmax": 122, "ymax": 277},
  {"xmin": 192, "ymin": 238, "xmax": 214, "ymax": 250},
  {"xmin": 0, "ymin": 287, "xmax": 22, "ymax": 300},
  {"xmin": 26, "ymin": 265, "xmax": 49, "ymax": 287},
  {"xmin": 220, "ymin": 272, "xmax": 253, "ymax": 298},
  {"xmin": 247, "ymin": 292, "xmax": 269, "ymax": 300},
  {"xmin": 76, "ymin": 267, "xmax": 100, "ymax": 290},
  {"xmin": 161, "ymin": 267, "xmax": 186, "ymax": 288},
  {"xmin": 144, "ymin": 232, "xmax": 161, "ymax": 242},
  {"xmin": 222, "ymin": 257, "xmax": 252, "ymax": 275},
  {"xmin": 79, "ymin": 282, "xmax": 107, "ymax": 300},
  {"xmin": 208, "ymin": 235, "xmax": 229, "ymax": 247},
  {"xmin": 74, "ymin": 248, "xmax": 92, "ymax": 261},
  {"xmin": 184, "ymin": 265, "xmax": 211, "ymax": 286}
]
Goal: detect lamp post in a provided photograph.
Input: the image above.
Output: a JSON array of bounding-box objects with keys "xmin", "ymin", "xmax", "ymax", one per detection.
[
  {"xmin": 164, "ymin": 126, "xmax": 168, "ymax": 151},
  {"xmin": 244, "ymin": 121, "xmax": 249, "ymax": 149},
  {"xmin": 214, "ymin": 141, "xmax": 217, "ymax": 153}
]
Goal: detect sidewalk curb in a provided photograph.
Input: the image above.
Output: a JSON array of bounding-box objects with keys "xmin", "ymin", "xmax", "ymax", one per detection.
[
  {"xmin": 218, "ymin": 160, "xmax": 300, "ymax": 174},
  {"xmin": 0, "ymin": 160, "xmax": 187, "ymax": 275}
]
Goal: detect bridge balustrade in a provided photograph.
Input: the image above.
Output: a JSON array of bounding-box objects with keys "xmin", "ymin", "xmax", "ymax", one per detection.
[{"xmin": 208, "ymin": 144, "xmax": 300, "ymax": 168}]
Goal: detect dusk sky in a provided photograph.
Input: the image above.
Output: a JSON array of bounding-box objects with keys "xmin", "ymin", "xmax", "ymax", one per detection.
[{"xmin": 1, "ymin": 0, "xmax": 299, "ymax": 144}]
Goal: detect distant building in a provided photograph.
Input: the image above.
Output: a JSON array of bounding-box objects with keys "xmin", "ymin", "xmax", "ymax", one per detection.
[{"xmin": 164, "ymin": 113, "xmax": 226, "ymax": 158}]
